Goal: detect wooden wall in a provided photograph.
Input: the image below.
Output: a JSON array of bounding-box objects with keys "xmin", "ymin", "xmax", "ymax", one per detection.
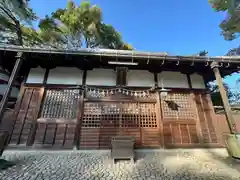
[
  {"xmin": 1, "ymin": 85, "xmax": 226, "ymax": 149},
  {"xmin": 26, "ymin": 67, "xmax": 207, "ymax": 89},
  {"xmin": 34, "ymin": 120, "xmax": 76, "ymax": 149},
  {"xmin": 9, "ymin": 87, "xmax": 43, "ymax": 145},
  {"xmin": 0, "ymin": 67, "xmax": 222, "ymax": 149},
  {"xmin": 161, "ymin": 92, "xmax": 219, "ymax": 148},
  {"xmin": 214, "ymin": 114, "xmax": 240, "ymax": 146}
]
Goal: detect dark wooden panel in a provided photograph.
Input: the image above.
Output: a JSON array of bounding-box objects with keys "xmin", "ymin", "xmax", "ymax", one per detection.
[
  {"xmin": 163, "ymin": 124, "xmax": 172, "ymax": 145},
  {"xmin": 188, "ymin": 124, "xmax": 199, "ymax": 143},
  {"xmin": 141, "ymin": 129, "xmax": 161, "ymax": 148},
  {"xmin": 10, "ymin": 88, "xmax": 33, "ymax": 144},
  {"xmin": 194, "ymin": 93, "xmax": 218, "ymax": 144},
  {"xmin": 79, "ymin": 128, "xmax": 100, "ymax": 149},
  {"xmin": 201, "ymin": 94, "xmax": 218, "ymax": 143},
  {"xmin": 34, "ymin": 122, "xmax": 76, "ymax": 148},
  {"xmin": 34, "ymin": 123, "xmax": 47, "ymax": 144},
  {"xmin": 194, "ymin": 93, "xmax": 211, "ymax": 143},
  {"xmin": 10, "ymin": 87, "xmax": 43, "ymax": 145},
  {"xmin": 171, "ymin": 124, "xmax": 181, "ymax": 143},
  {"xmin": 180, "ymin": 124, "xmax": 190, "ymax": 143}
]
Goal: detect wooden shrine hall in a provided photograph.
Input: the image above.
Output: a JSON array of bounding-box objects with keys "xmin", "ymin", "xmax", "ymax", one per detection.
[{"xmin": 0, "ymin": 45, "xmax": 239, "ymax": 149}]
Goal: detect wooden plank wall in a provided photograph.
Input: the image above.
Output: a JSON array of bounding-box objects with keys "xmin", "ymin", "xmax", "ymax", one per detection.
[
  {"xmin": 162, "ymin": 92, "xmax": 220, "ymax": 148},
  {"xmin": 10, "ymin": 87, "xmax": 43, "ymax": 145},
  {"xmin": 162, "ymin": 92, "xmax": 199, "ymax": 148},
  {"xmin": 214, "ymin": 114, "xmax": 240, "ymax": 146},
  {"xmin": 34, "ymin": 120, "xmax": 76, "ymax": 149},
  {"xmin": 8, "ymin": 86, "xmax": 78, "ymax": 149},
  {"xmin": 163, "ymin": 122, "xmax": 199, "ymax": 148},
  {"xmin": 194, "ymin": 93, "xmax": 218, "ymax": 144}
]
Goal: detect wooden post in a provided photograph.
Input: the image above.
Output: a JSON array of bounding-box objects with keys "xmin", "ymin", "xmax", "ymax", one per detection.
[
  {"xmin": 210, "ymin": 61, "xmax": 235, "ymax": 134},
  {"xmin": 0, "ymin": 52, "xmax": 24, "ymax": 124}
]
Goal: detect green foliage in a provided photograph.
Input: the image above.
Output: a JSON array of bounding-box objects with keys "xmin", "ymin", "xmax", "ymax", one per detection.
[
  {"xmin": 198, "ymin": 50, "xmax": 208, "ymax": 56},
  {"xmin": 0, "ymin": 0, "xmax": 36, "ymax": 45},
  {"xmin": 208, "ymin": 81, "xmax": 240, "ymax": 106},
  {"xmin": 38, "ymin": 0, "xmax": 132, "ymax": 49},
  {"xmin": 208, "ymin": 0, "xmax": 240, "ymax": 41},
  {"xmin": 208, "ymin": 82, "xmax": 232, "ymax": 106},
  {"xmin": 0, "ymin": 0, "xmax": 133, "ymax": 49},
  {"xmin": 208, "ymin": 0, "xmax": 229, "ymax": 12}
]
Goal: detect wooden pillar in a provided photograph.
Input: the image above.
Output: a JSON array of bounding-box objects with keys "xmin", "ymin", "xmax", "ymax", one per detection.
[
  {"xmin": 210, "ymin": 61, "xmax": 235, "ymax": 134},
  {"xmin": 116, "ymin": 67, "xmax": 127, "ymax": 86},
  {"xmin": 0, "ymin": 52, "xmax": 24, "ymax": 124},
  {"xmin": 74, "ymin": 70, "xmax": 87, "ymax": 149}
]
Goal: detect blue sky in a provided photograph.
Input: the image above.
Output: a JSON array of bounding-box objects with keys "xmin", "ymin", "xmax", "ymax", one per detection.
[{"xmin": 30, "ymin": 0, "xmax": 239, "ymax": 87}]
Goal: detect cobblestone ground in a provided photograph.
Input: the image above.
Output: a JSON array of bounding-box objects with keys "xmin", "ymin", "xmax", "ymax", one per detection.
[{"xmin": 0, "ymin": 149, "xmax": 240, "ymax": 180}]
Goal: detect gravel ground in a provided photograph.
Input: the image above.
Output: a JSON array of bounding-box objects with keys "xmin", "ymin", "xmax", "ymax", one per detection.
[{"xmin": 0, "ymin": 149, "xmax": 240, "ymax": 180}]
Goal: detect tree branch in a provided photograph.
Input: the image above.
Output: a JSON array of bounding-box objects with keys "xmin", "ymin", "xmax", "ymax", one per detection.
[{"xmin": 0, "ymin": 5, "xmax": 18, "ymax": 24}]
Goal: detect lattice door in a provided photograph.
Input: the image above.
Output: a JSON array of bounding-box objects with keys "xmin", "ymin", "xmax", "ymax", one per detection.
[
  {"xmin": 80, "ymin": 102, "xmax": 121, "ymax": 149},
  {"xmin": 34, "ymin": 88, "xmax": 81, "ymax": 148},
  {"xmin": 161, "ymin": 92, "xmax": 196, "ymax": 121},
  {"xmin": 161, "ymin": 92, "xmax": 199, "ymax": 147},
  {"xmin": 80, "ymin": 101, "xmax": 161, "ymax": 149},
  {"xmin": 40, "ymin": 89, "xmax": 80, "ymax": 120},
  {"xmin": 120, "ymin": 102, "xmax": 160, "ymax": 148}
]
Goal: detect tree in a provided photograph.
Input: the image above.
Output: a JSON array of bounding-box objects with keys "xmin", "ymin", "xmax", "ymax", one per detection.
[
  {"xmin": 207, "ymin": 81, "xmax": 240, "ymax": 106},
  {"xmin": 38, "ymin": 0, "xmax": 132, "ymax": 50},
  {"xmin": 208, "ymin": 0, "xmax": 240, "ymax": 40},
  {"xmin": 0, "ymin": 0, "xmax": 36, "ymax": 45},
  {"xmin": 207, "ymin": 82, "xmax": 232, "ymax": 106},
  {"xmin": 198, "ymin": 50, "xmax": 208, "ymax": 56}
]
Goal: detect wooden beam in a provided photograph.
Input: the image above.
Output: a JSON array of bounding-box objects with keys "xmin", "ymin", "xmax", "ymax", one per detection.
[
  {"xmin": 210, "ymin": 62, "xmax": 235, "ymax": 133},
  {"xmin": 0, "ymin": 52, "xmax": 24, "ymax": 124}
]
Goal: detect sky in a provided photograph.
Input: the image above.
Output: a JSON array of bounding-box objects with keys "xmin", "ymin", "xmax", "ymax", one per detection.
[{"xmin": 29, "ymin": 0, "xmax": 239, "ymax": 87}]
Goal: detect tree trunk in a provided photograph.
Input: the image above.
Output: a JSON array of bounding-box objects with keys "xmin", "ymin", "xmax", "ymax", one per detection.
[{"xmin": 16, "ymin": 21, "xmax": 23, "ymax": 45}]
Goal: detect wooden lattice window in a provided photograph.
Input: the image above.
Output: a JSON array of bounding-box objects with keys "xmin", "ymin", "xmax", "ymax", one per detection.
[
  {"xmin": 121, "ymin": 103, "xmax": 157, "ymax": 128},
  {"xmin": 161, "ymin": 93, "xmax": 195, "ymax": 120},
  {"xmin": 82, "ymin": 103, "xmax": 120, "ymax": 128},
  {"xmin": 83, "ymin": 102, "xmax": 158, "ymax": 128},
  {"xmin": 139, "ymin": 103, "xmax": 157, "ymax": 128},
  {"xmin": 40, "ymin": 89, "xmax": 81, "ymax": 119}
]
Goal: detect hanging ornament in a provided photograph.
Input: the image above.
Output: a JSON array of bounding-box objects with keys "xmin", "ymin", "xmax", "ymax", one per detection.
[
  {"xmin": 106, "ymin": 90, "xmax": 109, "ymax": 95},
  {"xmin": 131, "ymin": 92, "xmax": 134, "ymax": 96},
  {"xmin": 143, "ymin": 91, "xmax": 146, "ymax": 97},
  {"xmin": 110, "ymin": 90, "xmax": 114, "ymax": 95},
  {"xmin": 102, "ymin": 91, "xmax": 105, "ymax": 96},
  {"xmin": 134, "ymin": 92, "xmax": 138, "ymax": 97},
  {"xmin": 146, "ymin": 91, "xmax": 149, "ymax": 96},
  {"xmin": 96, "ymin": 89, "xmax": 99, "ymax": 95},
  {"xmin": 87, "ymin": 88, "xmax": 91, "ymax": 94},
  {"xmin": 126, "ymin": 91, "xmax": 129, "ymax": 95},
  {"xmin": 118, "ymin": 88, "xmax": 121, "ymax": 93}
]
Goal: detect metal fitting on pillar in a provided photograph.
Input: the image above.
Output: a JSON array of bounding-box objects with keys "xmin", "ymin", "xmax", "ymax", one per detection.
[
  {"xmin": 15, "ymin": 52, "xmax": 24, "ymax": 59},
  {"xmin": 210, "ymin": 61, "xmax": 219, "ymax": 69}
]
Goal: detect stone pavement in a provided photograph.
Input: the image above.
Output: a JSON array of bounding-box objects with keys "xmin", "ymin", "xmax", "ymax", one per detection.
[{"xmin": 0, "ymin": 149, "xmax": 240, "ymax": 180}]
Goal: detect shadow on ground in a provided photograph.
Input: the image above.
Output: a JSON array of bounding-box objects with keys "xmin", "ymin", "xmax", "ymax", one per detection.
[
  {"xmin": 0, "ymin": 159, "xmax": 15, "ymax": 170},
  {"xmin": 207, "ymin": 148, "xmax": 240, "ymax": 172}
]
